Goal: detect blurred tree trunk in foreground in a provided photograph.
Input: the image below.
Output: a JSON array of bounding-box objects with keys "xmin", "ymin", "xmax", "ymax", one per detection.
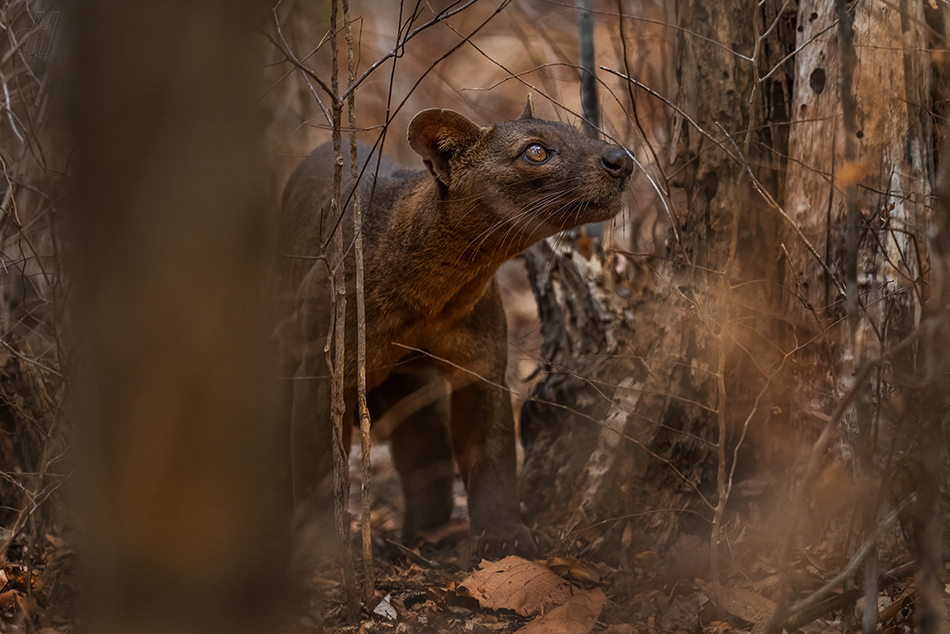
[
  {"xmin": 521, "ymin": 1, "xmax": 947, "ymax": 621},
  {"xmin": 67, "ymin": 3, "xmax": 283, "ymax": 634}
]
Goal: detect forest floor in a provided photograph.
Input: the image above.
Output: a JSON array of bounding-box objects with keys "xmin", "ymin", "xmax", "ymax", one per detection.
[
  {"xmin": 297, "ymin": 442, "xmax": 940, "ymax": 634},
  {"xmin": 0, "ymin": 449, "xmax": 940, "ymax": 634},
  {"xmin": 0, "ymin": 530, "xmax": 74, "ymax": 632}
]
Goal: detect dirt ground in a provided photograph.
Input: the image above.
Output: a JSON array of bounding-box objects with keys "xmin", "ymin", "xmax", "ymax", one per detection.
[{"xmin": 294, "ymin": 430, "xmax": 937, "ymax": 634}]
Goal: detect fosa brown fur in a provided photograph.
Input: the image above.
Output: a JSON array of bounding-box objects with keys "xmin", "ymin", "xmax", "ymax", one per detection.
[{"xmin": 277, "ymin": 97, "xmax": 632, "ymax": 559}]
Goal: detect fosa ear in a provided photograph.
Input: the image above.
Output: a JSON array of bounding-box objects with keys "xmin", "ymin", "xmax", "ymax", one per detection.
[
  {"xmin": 518, "ymin": 94, "xmax": 537, "ymax": 120},
  {"xmin": 407, "ymin": 108, "xmax": 483, "ymax": 187}
]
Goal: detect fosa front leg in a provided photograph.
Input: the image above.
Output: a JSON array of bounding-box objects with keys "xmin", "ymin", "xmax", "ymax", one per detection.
[
  {"xmin": 442, "ymin": 287, "xmax": 536, "ymax": 560},
  {"xmin": 449, "ymin": 369, "xmax": 536, "ymax": 559},
  {"xmin": 372, "ymin": 370, "xmax": 455, "ymax": 541}
]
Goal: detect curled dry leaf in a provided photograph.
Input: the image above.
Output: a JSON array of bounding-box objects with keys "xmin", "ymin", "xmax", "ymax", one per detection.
[
  {"xmin": 878, "ymin": 587, "xmax": 916, "ymax": 623},
  {"xmin": 0, "ymin": 589, "xmax": 39, "ymax": 626},
  {"xmin": 514, "ymin": 588, "xmax": 607, "ymax": 634},
  {"xmin": 631, "ymin": 550, "xmax": 659, "ymax": 570},
  {"xmin": 546, "ymin": 557, "xmax": 602, "ymax": 584},
  {"xmin": 373, "ymin": 593, "xmax": 397, "ymax": 620},
  {"xmin": 458, "ymin": 555, "xmax": 572, "ymax": 617},
  {"xmin": 697, "ymin": 581, "xmax": 776, "ymax": 625}
]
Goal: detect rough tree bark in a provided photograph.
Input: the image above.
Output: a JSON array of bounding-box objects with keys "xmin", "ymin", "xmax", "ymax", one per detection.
[
  {"xmin": 521, "ymin": 2, "xmax": 947, "ymax": 612},
  {"xmin": 781, "ymin": 2, "xmax": 946, "ymax": 631},
  {"xmin": 520, "ymin": 0, "xmax": 793, "ymax": 565}
]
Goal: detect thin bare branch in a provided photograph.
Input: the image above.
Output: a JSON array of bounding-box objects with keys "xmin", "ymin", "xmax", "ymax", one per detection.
[{"xmin": 341, "ymin": 0, "xmax": 375, "ymax": 603}]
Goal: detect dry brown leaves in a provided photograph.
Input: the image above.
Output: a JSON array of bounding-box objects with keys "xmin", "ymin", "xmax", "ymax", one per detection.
[{"xmin": 457, "ymin": 556, "xmax": 606, "ymax": 634}]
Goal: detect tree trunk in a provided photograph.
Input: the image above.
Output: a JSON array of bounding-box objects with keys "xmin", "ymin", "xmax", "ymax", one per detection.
[
  {"xmin": 68, "ymin": 4, "xmax": 285, "ymax": 633},
  {"xmin": 521, "ymin": 0, "xmax": 793, "ymax": 565},
  {"xmin": 784, "ymin": 0, "xmax": 932, "ymax": 376},
  {"xmin": 520, "ymin": 1, "xmax": 946, "ymax": 602}
]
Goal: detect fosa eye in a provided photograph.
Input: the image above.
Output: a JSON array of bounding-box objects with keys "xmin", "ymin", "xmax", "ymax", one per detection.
[{"xmin": 523, "ymin": 143, "xmax": 548, "ymax": 164}]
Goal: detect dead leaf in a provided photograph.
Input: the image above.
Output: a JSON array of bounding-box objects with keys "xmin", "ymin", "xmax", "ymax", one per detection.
[
  {"xmin": 697, "ymin": 581, "xmax": 776, "ymax": 624},
  {"xmin": 631, "ymin": 588, "xmax": 665, "ymax": 605},
  {"xmin": 0, "ymin": 589, "xmax": 38, "ymax": 626},
  {"xmin": 373, "ymin": 593, "xmax": 397, "ymax": 620},
  {"xmin": 752, "ymin": 574, "xmax": 780, "ymax": 595},
  {"xmin": 546, "ymin": 557, "xmax": 602, "ymax": 584},
  {"xmin": 44, "ymin": 535, "xmax": 64, "ymax": 550},
  {"xmin": 458, "ymin": 555, "xmax": 572, "ymax": 617},
  {"xmin": 515, "ymin": 588, "xmax": 606, "ymax": 634},
  {"xmin": 631, "ymin": 551, "xmax": 659, "ymax": 570},
  {"xmin": 703, "ymin": 621, "xmax": 732, "ymax": 634},
  {"xmin": 803, "ymin": 552, "xmax": 826, "ymax": 572},
  {"xmin": 879, "ymin": 588, "xmax": 916, "ymax": 623}
]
